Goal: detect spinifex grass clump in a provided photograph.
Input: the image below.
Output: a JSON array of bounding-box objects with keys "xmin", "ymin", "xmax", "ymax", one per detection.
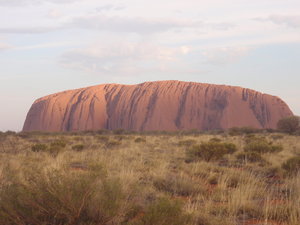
[
  {"xmin": 186, "ymin": 140, "xmax": 237, "ymax": 162},
  {"xmin": 134, "ymin": 137, "xmax": 146, "ymax": 143},
  {"xmin": 236, "ymin": 152, "xmax": 265, "ymax": 163},
  {"xmin": 138, "ymin": 198, "xmax": 191, "ymax": 225},
  {"xmin": 178, "ymin": 139, "xmax": 197, "ymax": 147},
  {"xmin": 31, "ymin": 143, "xmax": 48, "ymax": 152},
  {"xmin": 0, "ymin": 162, "xmax": 129, "ymax": 225},
  {"xmin": 282, "ymin": 156, "xmax": 300, "ymax": 175},
  {"xmin": 72, "ymin": 144, "xmax": 85, "ymax": 151}
]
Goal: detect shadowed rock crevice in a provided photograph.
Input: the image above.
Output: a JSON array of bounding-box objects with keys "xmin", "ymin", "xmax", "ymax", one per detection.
[
  {"xmin": 175, "ymin": 83, "xmax": 192, "ymax": 129},
  {"xmin": 23, "ymin": 81, "xmax": 294, "ymax": 132}
]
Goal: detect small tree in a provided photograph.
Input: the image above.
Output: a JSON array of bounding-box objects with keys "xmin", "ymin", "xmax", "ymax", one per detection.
[{"xmin": 277, "ymin": 116, "xmax": 300, "ymax": 134}]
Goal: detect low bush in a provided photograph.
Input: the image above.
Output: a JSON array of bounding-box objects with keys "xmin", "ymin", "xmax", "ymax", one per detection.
[
  {"xmin": 31, "ymin": 143, "xmax": 48, "ymax": 152},
  {"xmin": 113, "ymin": 129, "xmax": 126, "ymax": 135},
  {"xmin": 186, "ymin": 141, "xmax": 237, "ymax": 162},
  {"xmin": 178, "ymin": 139, "xmax": 197, "ymax": 147},
  {"xmin": 244, "ymin": 137, "xmax": 283, "ymax": 154},
  {"xmin": 0, "ymin": 163, "xmax": 133, "ymax": 225},
  {"xmin": 139, "ymin": 198, "xmax": 191, "ymax": 225},
  {"xmin": 270, "ymin": 134, "xmax": 284, "ymax": 140},
  {"xmin": 135, "ymin": 137, "xmax": 146, "ymax": 143},
  {"xmin": 236, "ymin": 152, "xmax": 264, "ymax": 163},
  {"xmin": 228, "ymin": 127, "xmax": 260, "ymax": 136},
  {"xmin": 277, "ymin": 116, "xmax": 300, "ymax": 134},
  {"xmin": 4, "ymin": 131, "xmax": 16, "ymax": 136},
  {"xmin": 44, "ymin": 140, "xmax": 67, "ymax": 157},
  {"xmin": 282, "ymin": 156, "xmax": 300, "ymax": 175},
  {"xmin": 72, "ymin": 144, "xmax": 84, "ymax": 151},
  {"xmin": 153, "ymin": 174, "xmax": 201, "ymax": 196},
  {"xmin": 97, "ymin": 135, "xmax": 110, "ymax": 142},
  {"xmin": 209, "ymin": 137, "xmax": 222, "ymax": 142},
  {"xmin": 50, "ymin": 140, "xmax": 67, "ymax": 148},
  {"xmin": 105, "ymin": 140, "xmax": 121, "ymax": 149}
]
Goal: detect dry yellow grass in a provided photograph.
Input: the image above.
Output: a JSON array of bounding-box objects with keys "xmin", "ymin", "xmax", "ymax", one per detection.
[{"xmin": 0, "ymin": 131, "xmax": 299, "ymax": 225}]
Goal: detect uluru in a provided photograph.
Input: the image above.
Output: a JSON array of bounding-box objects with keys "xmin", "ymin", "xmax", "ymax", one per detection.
[{"xmin": 23, "ymin": 80, "xmax": 293, "ymax": 132}]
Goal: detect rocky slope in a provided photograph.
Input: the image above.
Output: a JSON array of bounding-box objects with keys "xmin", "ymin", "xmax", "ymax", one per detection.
[{"xmin": 23, "ymin": 81, "xmax": 293, "ymax": 131}]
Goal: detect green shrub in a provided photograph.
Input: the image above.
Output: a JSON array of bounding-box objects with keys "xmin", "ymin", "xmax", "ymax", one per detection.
[
  {"xmin": 208, "ymin": 175, "xmax": 218, "ymax": 185},
  {"xmin": 209, "ymin": 137, "xmax": 222, "ymax": 142},
  {"xmin": 140, "ymin": 198, "xmax": 191, "ymax": 225},
  {"xmin": 244, "ymin": 137, "xmax": 283, "ymax": 154},
  {"xmin": 97, "ymin": 135, "xmax": 109, "ymax": 142},
  {"xmin": 178, "ymin": 139, "xmax": 197, "ymax": 147},
  {"xmin": 228, "ymin": 127, "xmax": 260, "ymax": 136},
  {"xmin": 96, "ymin": 129, "xmax": 110, "ymax": 135},
  {"xmin": 270, "ymin": 134, "xmax": 284, "ymax": 140},
  {"xmin": 244, "ymin": 135, "xmax": 264, "ymax": 144},
  {"xmin": 113, "ymin": 129, "xmax": 126, "ymax": 135},
  {"xmin": 282, "ymin": 156, "xmax": 300, "ymax": 175},
  {"xmin": 31, "ymin": 143, "xmax": 48, "ymax": 152},
  {"xmin": 72, "ymin": 144, "xmax": 84, "ymax": 151},
  {"xmin": 105, "ymin": 140, "xmax": 121, "ymax": 148},
  {"xmin": 153, "ymin": 175, "xmax": 201, "ymax": 196},
  {"xmin": 237, "ymin": 204, "xmax": 264, "ymax": 220},
  {"xmin": 187, "ymin": 141, "xmax": 237, "ymax": 162},
  {"xmin": 236, "ymin": 152, "xmax": 264, "ymax": 163},
  {"xmin": 4, "ymin": 130, "xmax": 16, "ymax": 136},
  {"xmin": 50, "ymin": 140, "xmax": 67, "ymax": 148},
  {"xmin": 43, "ymin": 140, "xmax": 67, "ymax": 156},
  {"xmin": 135, "ymin": 137, "xmax": 146, "ymax": 143},
  {"xmin": 0, "ymin": 163, "xmax": 130, "ymax": 225},
  {"xmin": 277, "ymin": 116, "xmax": 300, "ymax": 134}
]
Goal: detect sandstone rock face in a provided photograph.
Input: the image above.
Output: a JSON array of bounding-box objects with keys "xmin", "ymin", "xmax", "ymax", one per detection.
[{"xmin": 23, "ymin": 81, "xmax": 293, "ymax": 132}]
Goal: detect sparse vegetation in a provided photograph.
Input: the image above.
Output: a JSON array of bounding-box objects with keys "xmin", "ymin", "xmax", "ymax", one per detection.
[
  {"xmin": 282, "ymin": 156, "xmax": 300, "ymax": 175},
  {"xmin": 244, "ymin": 136, "xmax": 283, "ymax": 153},
  {"xmin": 277, "ymin": 116, "xmax": 300, "ymax": 134},
  {"xmin": 0, "ymin": 131, "xmax": 299, "ymax": 225},
  {"xmin": 186, "ymin": 140, "xmax": 237, "ymax": 162},
  {"xmin": 72, "ymin": 144, "xmax": 84, "ymax": 151}
]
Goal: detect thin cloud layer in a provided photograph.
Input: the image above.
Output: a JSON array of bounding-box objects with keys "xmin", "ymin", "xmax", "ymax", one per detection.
[
  {"xmin": 0, "ymin": 0, "xmax": 82, "ymax": 6},
  {"xmin": 267, "ymin": 15, "xmax": 300, "ymax": 28},
  {"xmin": 68, "ymin": 15, "xmax": 203, "ymax": 34},
  {"xmin": 256, "ymin": 15, "xmax": 300, "ymax": 28},
  {"xmin": 0, "ymin": 42, "xmax": 11, "ymax": 51},
  {"xmin": 0, "ymin": 15, "xmax": 231, "ymax": 35},
  {"xmin": 61, "ymin": 42, "xmax": 191, "ymax": 74},
  {"xmin": 203, "ymin": 46, "xmax": 252, "ymax": 65}
]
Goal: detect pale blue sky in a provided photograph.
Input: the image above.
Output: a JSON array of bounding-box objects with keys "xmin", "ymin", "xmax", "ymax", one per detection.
[{"xmin": 0, "ymin": 0, "xmax": 299, "ymax": 131}]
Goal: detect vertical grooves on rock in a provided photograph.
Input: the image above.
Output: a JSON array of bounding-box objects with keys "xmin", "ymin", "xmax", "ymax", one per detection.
[
  {"xmin": 141, "ymin": 85, "xmax": 159, "ymax": 131},
  {"xmin": 23, "ymin": 81, "xmax": 294, "ymax": 132},
  {"xmin": 66, "ymin": 90, "xmax": 85, "ymax": 131},
  {"xmin": 175, "ymin": 82, "xmax": 192, "ymax": 129},
  {"xmin": 104, "ymin": 85, "xmax": 122, "ymax": 129}
]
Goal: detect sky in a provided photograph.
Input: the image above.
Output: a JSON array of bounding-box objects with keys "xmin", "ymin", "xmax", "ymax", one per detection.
[{"xmin": 0, "ymin": 0, "xmax": 299, "ymax": 131}]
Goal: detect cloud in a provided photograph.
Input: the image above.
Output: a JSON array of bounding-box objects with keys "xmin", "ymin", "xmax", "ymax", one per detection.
[
  {"xmin": 0, "ymin": 42, "xmax": 12, "ymax": 51},
  {"xmin": 202, "ymin": 46, "xmax": 252, "ymax": 65},
  {"xmin": 0, "ymin": 6, "xmax": 235, "ymax": 35},
  {"xmin": 255, "ymin": 15, "xmax": 300, "ymax": 28},
  {"xmin": 0, "ymin": 0, "xmax": 82, "ymax": 7},
  {"xmin": 67, "ymin": 15, "xmax": 203, "ymax": 34},
  {"xmin": 0, "ymin": 26, "xmax": 61, "ymax": 34},
  {"xmin": 0, "ymin": 15, "xmax": 203, "ymax": 34},
  {"xmin": 0, "ymin": 13, "xmax": 201, "ymax": 34},
  {"xmin": 15, "ymin": 41, "xmax": 78, "ymax": 51},
  {"xmin": 95, "ymin": 4, "xmax": 126, "ymax": 13},
  {"xmin": 60, "ymin": 42, "xmax": 191, "ymax": 74},
  {"xmin": 48, "ymin": 9, "xmax": 63, "ymax": 18}
]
